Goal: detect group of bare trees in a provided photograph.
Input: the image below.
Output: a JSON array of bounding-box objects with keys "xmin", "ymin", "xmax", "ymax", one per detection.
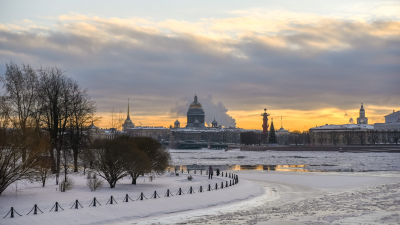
[
  {"xmin": 0, "ymin": 62, "xmax": 95, "ymax": 195},
  {"xmin": 295, "ymin": 130, "xmax": 400, "ymax": 146},
  {"xmin": 255, "ymin": 129, "xmax": 400, "ymax": 146},
  {"xmin": 84, "ymin": 136, "xmax": 170, "ymax": 188}
]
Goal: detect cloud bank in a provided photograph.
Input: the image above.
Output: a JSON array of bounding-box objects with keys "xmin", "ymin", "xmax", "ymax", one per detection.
[{"xmin": 0, "ymin": 9, "xmax": 399, "ymax": 129}]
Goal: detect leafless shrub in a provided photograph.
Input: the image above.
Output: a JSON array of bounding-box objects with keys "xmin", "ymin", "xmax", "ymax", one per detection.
[
  {"xmin": 87, "ymin": 175, "xmax": 103, "ymax": 191},
  {"xmin": 59, "ymin": 176, "xmax": 75, "ymax": 192}
]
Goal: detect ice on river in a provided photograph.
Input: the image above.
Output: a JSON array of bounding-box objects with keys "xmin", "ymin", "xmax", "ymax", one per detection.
[{"xmin": 170, "ymin": 148, "xmax": 400, "ymax": 172}]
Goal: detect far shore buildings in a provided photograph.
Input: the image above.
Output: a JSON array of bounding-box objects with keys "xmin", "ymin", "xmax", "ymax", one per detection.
[
  {"xmin": 89, "ymin": 98, "xmax": 399, "ymax": 145},
  {"xmin": 310, "ymin": 104, "xmax": 400, "ymax": 145},
  {"xmin": 86, "ymin": 94, "xmax": 262, "ymax": 143}
]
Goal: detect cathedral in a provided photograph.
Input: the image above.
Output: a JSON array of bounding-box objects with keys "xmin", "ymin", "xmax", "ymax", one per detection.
[{"xmin": 185, "ymin": 94, "xmax": 206, "ymax": 128}]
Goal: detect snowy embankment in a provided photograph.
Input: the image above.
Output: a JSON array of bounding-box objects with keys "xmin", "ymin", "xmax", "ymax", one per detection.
[{"xmin": 0, "ymin": 172, "xmax": 264, "ymax": 225}]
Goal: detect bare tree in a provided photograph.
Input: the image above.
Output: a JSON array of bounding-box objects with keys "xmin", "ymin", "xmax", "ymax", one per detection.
[
  {"xmin": 0, "ymin": 125, "xmax": 49, "ymax": 195},
  {"xmin": 1, "ymin": 62, "xmax": 40, "ymax": 161},
  {"xmin": 130, "ymin": 136, "xmax": 170, "ymax": 182},
  {"xmin": 390, "ymin": 131, "xmax": 400, "ymax": 144},
  {"xmin": 37, "ymin": 67, "xmax": 91, "ymax": 184},
  {"xmin": 289, "ymin": 130, "xmax": 303, "ymax": 146},
  {"xmin": 65, "ymin": 82, "xmax": 95, "ymax": 172},
  {"xmin": 33, "ymin": 156, "xmax": 54, "ymax": 187},
  {"xmin": 343, "ymin": 131, "xmax": 354, "ymax": 145},
  {"xmin": 368, "ymin": 130, "xmax": 380, "ymax": 145},
  {"xmin": 330, "ymin": 131, "xmax": 340, "ymax": 145},
  {"xmin": 380, "ymin": 131, "xmax": 388, "ymax": 144},
  {"xmin": 315, "ymin": 132, "xmax": 325, "ymax": 145},
  {"xmin": 87, "ymin": 136, "xmax": 150, "ymax": 188},
  {"xmin": 356, "ymin": 131, "xmax": 366, "ymax": 145}
]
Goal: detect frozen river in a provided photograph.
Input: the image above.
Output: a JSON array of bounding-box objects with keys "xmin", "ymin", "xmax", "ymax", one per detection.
[{"xmin": 169, "ymin": 148, "xmax": 400, "ymax": 172}]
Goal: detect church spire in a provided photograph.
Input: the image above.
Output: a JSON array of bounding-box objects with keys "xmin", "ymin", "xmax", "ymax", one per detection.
[
  {"xmin": 281, "ymin": 116, "xmax": 283, "ymax": 129},
  {"xmin": 194, "ymin": 94, "xmax": 197, "ymax": 102},
  {"xmin": 127, "ymin": 98, "xmax": 130, "ymax": 120}
]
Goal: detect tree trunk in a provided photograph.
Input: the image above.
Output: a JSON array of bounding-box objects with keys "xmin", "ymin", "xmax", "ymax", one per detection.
[
  {"xmin": 132, "ymin": 177, "xmax": 137, "ymax": 185},
  {"xmin": 56, "ymin": 147, "xmax": 61, "ymax": 185},
  {"xmin": 73, "ymin": 151, "xmax": 78, "ymax": 172}
]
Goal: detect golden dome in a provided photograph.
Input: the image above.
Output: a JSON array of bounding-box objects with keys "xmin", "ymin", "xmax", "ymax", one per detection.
[
  {"xmin": 189, "ymin": 94, "xmax": 203, "ymax": 109},
  {"xmin": 189, "ymin": 102, "xmax": 203, "ymax": 108}
]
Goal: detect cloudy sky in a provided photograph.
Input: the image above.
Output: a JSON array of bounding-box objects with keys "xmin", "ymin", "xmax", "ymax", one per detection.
[{"xmin": 0, "ymin": 0, "xmax": 399, "ymax": 130}]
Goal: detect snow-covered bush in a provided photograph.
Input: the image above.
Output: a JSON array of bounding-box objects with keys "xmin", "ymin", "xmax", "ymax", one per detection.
[
  {"xmin": 87, "ymin": 175, "xmax": 103, "ymax": 191},
  {"xmin": 188, "ymin": 175, "xmax": 193, "ymax": 181},
  {"xmin": 59, "ymin": 176, "xmax": 75, "ymax": 192}
]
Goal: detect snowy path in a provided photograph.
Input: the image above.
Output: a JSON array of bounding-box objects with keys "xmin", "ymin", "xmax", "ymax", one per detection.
[{"xmin": 0, "ymin": 173, "xmax": 264, "ymax": 225}]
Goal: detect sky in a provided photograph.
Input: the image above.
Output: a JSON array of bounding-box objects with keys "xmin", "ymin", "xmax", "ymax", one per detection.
[{"xmin": 0, "ymin": 0, "xmax": 399, "ymax": 131}]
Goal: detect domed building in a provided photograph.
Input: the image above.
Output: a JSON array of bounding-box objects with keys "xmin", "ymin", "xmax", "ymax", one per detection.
[
  {"xmin": 211, "ymin": 118, "xmax": 218, "ymax": 128},
  {"xmin": 174, "ymin": 119, "xmax": 180, "ymax": 128},
  {"xmin": 186, "ymin": 94, "xmax": 205, "ymax": 128}
]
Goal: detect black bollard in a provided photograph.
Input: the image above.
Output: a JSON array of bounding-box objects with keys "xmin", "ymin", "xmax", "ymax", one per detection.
[
  {"xmin": 151, "ymin": 191, "xmax": 160, "ymax": 199},
  {"xmin": 188, "ymin": 169, "xmax": 190, "ymax": 174},
  {"xmin": 164, "ymin": 189, "xmax": 174, "ymax": 197},
  {"xmin": 226, "ymin": 181, "xmax": 228, "ymax": 187},
  {"xmin": 136, "ymin": 192, "xmax": 148, "ymax": 201},
  {"xmin": 229, "ymin": 173, "xmax": 231, "ymax": 178},
  {"xmin": 222, "ymin": 172, "xmax": 224, "ymax": 177},
  {"xmin": 201, "ymin": 170, "xmax": 202, "ymax": 175},
  {"xmin": 199, "ymin": 186, "xmax": 204, "ymax": 192},
  {"xmin": 207, "ymin": 184, "xmax": 212, "ymax": 191},
  {"xmin": 50, "ymin": 202, "xmax": 64, "ymax": 211},
  {"xmin": 215, "ymin": 183, "xmax": 218, "ymax": 190},
  {"xmin": 123, "ymin": 194, "xmax": 134, "ymax": 202},
  {"xmin": 187, "ymin": 186, "xmax": 195, "ymax": 194},
  {"xmin": 230, "ymin": 180, "xmax": 232, "ymax": 186},
  {"xmin": 3, "ymin": 207, "xmax": 22, "ymax": 218},
  {"xmin": 221, "ymin": 182, "xmax": 224, "ymax": 189},
  {"xmin": 70, "ymin": 199, "xmax": 83, "ymax": 209},
  {"xmin": 176, "ymin": 188, "xmax": 184, "ymax": 195},
  {"xmin": 27, "ymin": 204, "xmax": 43, "ymax": 215},
  {"xmin": 225, "ymin": 173, "xmax": 227, "ymax": 177},
  {"xmin": 106, "ymin": 196, "xmax": 117, "ymax": 204},
  {"xmin": 89, "ymin": 197, "xmax": 102, "ymax": 207}
]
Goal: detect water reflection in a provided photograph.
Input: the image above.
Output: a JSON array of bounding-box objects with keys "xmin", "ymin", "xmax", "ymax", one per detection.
[{"xmin": 168, "ymin": 164, "xmax": 309, "ymax": 172}]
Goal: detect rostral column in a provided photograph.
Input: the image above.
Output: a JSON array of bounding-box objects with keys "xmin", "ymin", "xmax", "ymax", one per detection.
[{"xmin": 261, "ymin": 109, "xmax": 270, "ymax": 141}]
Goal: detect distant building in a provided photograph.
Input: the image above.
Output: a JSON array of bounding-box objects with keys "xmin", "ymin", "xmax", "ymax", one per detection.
[
  {"xmin": 122, "ymin": 99, "xmax": 135, "ymax": 131},
  {"xmin": 126, "ymin": 126, "xmax": 171, "ymax": 141},
  {"xmin": 276, "ymin": 116, "xmax": 289, "ymax": 136},
  {"xmin": 357, "ymin": 103, "xmax": 368, "ymax": 124},
  {"xmin": 174, "ymin": 119, "xmax": 180, "ymax": 128},
  {"xmin": 186, "ymin": 95, "xmax": 206, "ymax": 128},
  {"xmin": 374, "ymin": 110, "xmax": 400, "ymax": 131}
]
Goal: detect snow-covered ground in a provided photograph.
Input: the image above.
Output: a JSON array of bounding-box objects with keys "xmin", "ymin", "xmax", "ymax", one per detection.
[
  {"xmin": 0, "ymin": 172, "xmax": 261, "ymax": 225},
  {"xmin": 1, "ymin": 149, "xmax": 400, "ymax": 224}
]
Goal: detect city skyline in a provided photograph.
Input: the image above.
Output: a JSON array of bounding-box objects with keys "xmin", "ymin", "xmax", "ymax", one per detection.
[{"xmin": 1, "ymin": 0, "xmax": 399, "ymax": 131}]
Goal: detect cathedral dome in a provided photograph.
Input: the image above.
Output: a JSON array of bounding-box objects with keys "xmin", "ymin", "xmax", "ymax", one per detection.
[
  {"xmin": 189, "ymin": 94, "xmax": 203, "ymax": 109},
  {"xmin": 186, "ymin": 94, "xmax": 206, "ymax": 128},
  {"xmin": 189, "ymin": 101, "xmax": 203, "ymax": 109}
]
